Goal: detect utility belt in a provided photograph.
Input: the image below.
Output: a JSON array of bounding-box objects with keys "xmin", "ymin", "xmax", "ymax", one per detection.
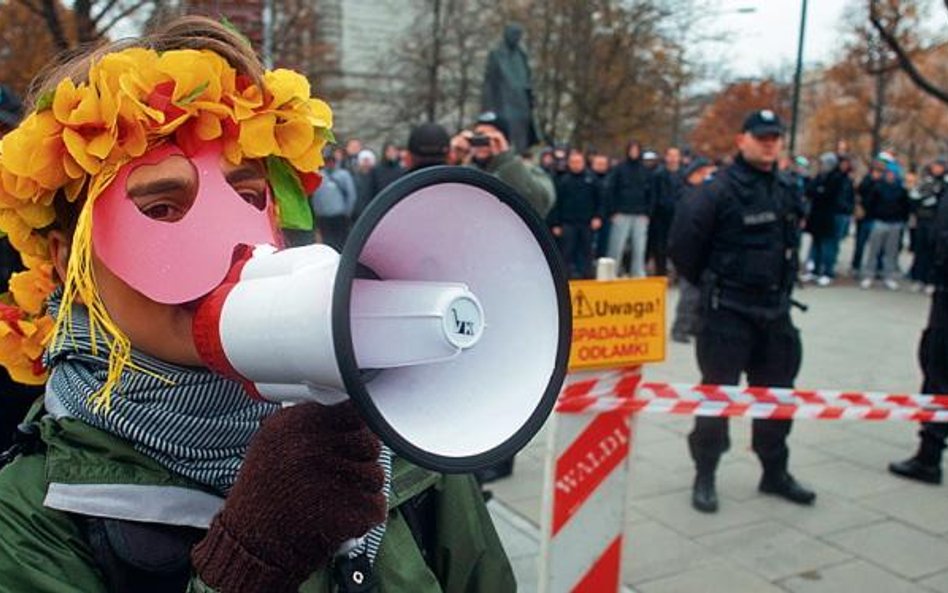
[{"xmin": 702, "ymin": 273, "xmax": 791, "ymax": 321}]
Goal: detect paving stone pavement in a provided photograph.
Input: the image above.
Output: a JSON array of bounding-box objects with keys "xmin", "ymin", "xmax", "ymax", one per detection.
[{"xmin": 487, "ymin": 251, "xmax": 948, "ymax": 592}]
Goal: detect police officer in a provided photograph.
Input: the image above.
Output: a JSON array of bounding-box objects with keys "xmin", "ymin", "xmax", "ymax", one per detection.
[
  {"xmin": 668, "ymin": 110, "xmax": 816, "ymax": 513},
  {"xmin": 889, "ymin": 157, "xmax": 948, "ymax": 484}
]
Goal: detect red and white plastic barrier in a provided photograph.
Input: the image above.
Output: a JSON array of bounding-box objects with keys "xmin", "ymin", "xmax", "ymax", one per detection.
[
  {"xmin": 538, "ymin": 366, "xmax": 641, "ymax": 593},
  {"xmin": 554, "ymin": 367, "xmax": 948, "ymax": 422},
  {"xmin": 539, "ymin": 365, "xmax": 948, "ymax": 593}
]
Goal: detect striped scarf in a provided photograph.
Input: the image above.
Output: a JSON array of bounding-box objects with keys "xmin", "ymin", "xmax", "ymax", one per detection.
[{"xmin": 46, "ymin": 294, "xmax": 391, "ymax": 560}]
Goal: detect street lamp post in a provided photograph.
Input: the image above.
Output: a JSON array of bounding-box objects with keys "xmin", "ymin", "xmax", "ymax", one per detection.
[
  {"xmin": 262, "ymin": 0, "xmax": 274, "ymax": 69},
  {"xmin": 789, "ymin": 0, "xmax": 808, "ymax": 155}
]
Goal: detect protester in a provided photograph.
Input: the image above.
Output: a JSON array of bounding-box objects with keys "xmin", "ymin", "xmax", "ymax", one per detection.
[
  {"xmin": 606, "ymin": 140, "xmax": 653, "ymax": 277},
  {"xmin": 342, "ymin": 137, "xmax": 363, "ymax": 171},
  {"xmin": 803, "ymin": 152, "xmax": 852, "ymax": 286},
  {"xmin": 405, "ymin": 121, "xmax": 451, "ymax": 171},
  {"xmin": 642, "ymin": 150, "xmax": 661, "ymax": 172},
  {"xmin": 670, "ymin": 156, "xmax": 716, "ymax": 343},
  {"xmin": 549, "ymin": 149, "xmax": 603, "ymax": 279},
  {"xmin": 909, "ymin": 160, "xmax": 948, "ymax": 293},
  {"xmin": 649, "ymin": 147, "xmax": 684, "ymax": 277},
  {"xmin": 590, "ymin": 152, "xmax": 613, "ymax": 258},
  {"xmin": 669, "ymin": 109, "xmax": 815, "ymax": 513},
  {"xmin": 311, "ymin": 150, "xmax": 358, "ymax": 251},
  {"xmin": 450, "ymin": 110, "xmax": 555, "ymax": 218},
  {"xmin": 539, "ymin": 146, "xmax": 556, "ymax": 175},
  {"xmin": 860, "ymin": 168, "xmax": 910, "ymax": 290},
  {"xmin": 0, "ymin": 17, "xmax": 514, "ymax": 592},
  {"xmin": 350, "ymin": 148, "xmax": 377, "ymax": 222},
  {"xmin": 852, "ymin": 158, "xmax": 887, "ymax": 276},
  {"xmin": 369, "ymin": 141, "xmax": 406, "ymax": 197}
]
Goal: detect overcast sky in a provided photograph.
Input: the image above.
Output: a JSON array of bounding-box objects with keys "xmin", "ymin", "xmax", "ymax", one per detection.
[
  {"xmin": 703, "ymin": 0, "xmax": 946, "ymax": 83},
  {"xmin": 702, "ymin": 0, "xmax": 850, "ymax": 81}
]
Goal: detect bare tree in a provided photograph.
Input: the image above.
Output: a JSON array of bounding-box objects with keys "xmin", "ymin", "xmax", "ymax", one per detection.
[
  {"xmin": 869, "ymin": 0, "xmax": 948, "ymax": 105},
  {"xmin": 14, "ymin": 0, "xmax": 158, "ymax": 51}
]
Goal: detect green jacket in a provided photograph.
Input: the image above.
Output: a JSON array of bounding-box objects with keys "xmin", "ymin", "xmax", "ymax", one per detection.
[
  {"xmin": 482, "ymin": 150, "xmax": 556, "ymax": 218},
  {"xmin": 0, "ymin": 410, "xmax": 516, "ymax": 593}
]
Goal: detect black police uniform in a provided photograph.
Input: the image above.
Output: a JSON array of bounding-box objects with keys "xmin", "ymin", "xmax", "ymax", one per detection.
[
  {"xmin": 891, "ymin": 171, "xmax": 948, "ymax": 483},
  {"xmin": 669, "ymin": 152, "xmax": 808, "ymax": 497}
]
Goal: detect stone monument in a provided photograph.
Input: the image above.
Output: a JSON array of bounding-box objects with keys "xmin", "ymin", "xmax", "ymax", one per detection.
[{"xmin": 481, "ymin": 23, "xmax": 540, "ymax": 151}]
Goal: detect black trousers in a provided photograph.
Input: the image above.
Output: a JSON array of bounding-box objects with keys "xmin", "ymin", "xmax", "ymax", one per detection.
[
  {"xmin": 689, "ymin": 307, "xmax": 802, "ymax": 475},
  {"xmin": 558, "ymin": 224, "xmax": 594, "ymax": 279},
  {"xmin": 647, "ymin": 211, "xmax": 673, "ymax": 276},
  {"xmin": 916, "ymin": 292, "xmax": 948, "ymax": 463},
  {"xmin": 316, "ymin": 215, "xmax": 351, "ymax": 252}
]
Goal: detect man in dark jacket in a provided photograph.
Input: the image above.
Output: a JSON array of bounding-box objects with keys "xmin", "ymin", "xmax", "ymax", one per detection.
[
  {"xmin": 369, "ymin": 141, "xmax": 406, "ymax": 198},
  {"xmin": 649, "ymin": 147, "xmax": 684, "ymax": 276},
  {"xmin": 852, "ymin": 159, "xmax": 887, "ymax": 275},
  {"xmin": 606, "ymin": 140, "xmax": 653, "ymax": 277},
  {"xmin": 405, "ymin": 122, "xmax": 451, "ymax": 171},
  {"xmin": 909, "ymin": 159, "xmax": 947, "ymax": 292},
  {"xmin": 668, "ymin": 109, "xmax": 815, "ymax": 514},
  {"xmin": 549, "ymin": 148, "xmax": 603, "ymax": 278},
  {"xmin": 890, "ymin": 158, "xmax": 948, "ymax": 484},
  {"xmin": 590, "ymin": 152, "xmax": 613, "ymax": 258},
  {"xmin": 859, "ymin": 169, "xmax": 910, "ymax": 290},
  {"xmin": 670, "ymin": 156, "xmax": 716, "ymax": 343},
  {"xmin": 804, "ymin": 152, "xmax": 852, "ymax": 285}
]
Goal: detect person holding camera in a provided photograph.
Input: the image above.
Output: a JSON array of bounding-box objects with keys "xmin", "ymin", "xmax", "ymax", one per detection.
[{"xmin": 451, "ymin": 111, "xmax": 555, "ymax": 218}]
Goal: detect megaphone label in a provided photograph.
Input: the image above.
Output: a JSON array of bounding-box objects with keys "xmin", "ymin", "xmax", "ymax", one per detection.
[
  {"xmin": 442, "ymin": 295, "xmax": 484, "ymax": 349},
  {"xmin": 567, "ymin": 278, "xmax": 667, "ymax": 371}
]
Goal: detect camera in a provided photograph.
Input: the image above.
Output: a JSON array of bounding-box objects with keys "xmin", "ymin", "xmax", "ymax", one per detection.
[{"xmin": 469, "ymin": 134, "xmax": 491, "ymax": 148}]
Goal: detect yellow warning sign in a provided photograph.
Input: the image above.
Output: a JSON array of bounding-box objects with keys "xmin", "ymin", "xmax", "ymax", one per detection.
[{"xmin": 568, "ymin": 278, "xmax": 667, "ymax": 371}]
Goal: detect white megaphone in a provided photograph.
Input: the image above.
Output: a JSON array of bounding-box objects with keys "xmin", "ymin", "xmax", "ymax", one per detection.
[{"xmin": 193, "ymin": 166, "xmax": 570, "ymax": 473}]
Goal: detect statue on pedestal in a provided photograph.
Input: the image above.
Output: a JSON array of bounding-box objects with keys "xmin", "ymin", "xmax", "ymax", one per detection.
[{"xmin": 481, "ymin": 23, "xmax": 540, "ymax": 152}]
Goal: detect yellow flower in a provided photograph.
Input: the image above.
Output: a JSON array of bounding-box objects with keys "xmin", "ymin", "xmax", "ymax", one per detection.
[
  {"xmin": 0, "ymin": 44, "xmax": 336, "ymax": 395},
  {"xmin": 9, "ymin": 264, "xmax": 55, "ymax": 316},
  {"xmin": 264, "ymin": 69, "xmax": 311, "ymax": 109}
]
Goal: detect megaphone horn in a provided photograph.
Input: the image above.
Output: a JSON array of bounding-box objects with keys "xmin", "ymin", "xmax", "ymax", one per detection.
[{"xmin": 193, "ymin": 166, "xmax": 571, "ymax": 473}]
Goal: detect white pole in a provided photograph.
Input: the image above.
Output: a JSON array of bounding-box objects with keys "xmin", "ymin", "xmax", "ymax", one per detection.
[{"xmin": 262, "ymin": 0, "xmax": 274, "ymax": 69}]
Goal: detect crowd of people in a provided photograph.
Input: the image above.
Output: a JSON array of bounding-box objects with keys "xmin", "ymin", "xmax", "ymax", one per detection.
[
  {"xmin": 1, "ymin": 15, "xmax": 947, "ymax": 590},
  {"xmin": 329, "ymin": 120, "xmax": 946, "ymax": 307}
]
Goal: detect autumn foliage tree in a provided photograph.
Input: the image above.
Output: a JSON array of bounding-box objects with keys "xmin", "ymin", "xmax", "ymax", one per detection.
[
  {"xmin": 800, "ymin": 0, "xmax": 948, "ymax": 166},
  {"xmin": 13, "ymin": 0, "xmax": 157, "ymax": 51},
  {"xmin": 0, "ymin": 1, "xmax": 69, "ymax": 99},
  {"xmin": 689, "ymin": 80, "xmax": 791, "ymax": 160}
]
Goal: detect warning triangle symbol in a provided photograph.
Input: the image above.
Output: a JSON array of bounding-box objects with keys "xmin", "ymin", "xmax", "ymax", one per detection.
[{"xmin": 573, "ymin": 290, "xmax": 595, "ymax": 318}]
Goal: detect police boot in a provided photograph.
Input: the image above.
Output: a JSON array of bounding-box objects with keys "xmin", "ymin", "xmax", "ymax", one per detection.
[
  {"xmin": 889, "ymin": 437, "xmax": 943, "ymax": 484},
  {"xmin": 759, "ymin": 472, "xmax": 816, "ymax": 505},
  {"xmin": 758, "ymin": 450, "xmax": 815, "ymax": 505},
  {"xmin": 889, "ymin": 458, "xmax": 942, "ymax": 484},
  {"xmin": 692, "ymin": 470, "xmax": 718, "ymax": 513}
]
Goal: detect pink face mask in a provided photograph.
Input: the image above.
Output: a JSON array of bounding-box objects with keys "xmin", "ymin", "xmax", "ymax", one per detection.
[{"xmin": 92, "ymin": 141, "xmax": 281, "ymax": 304}]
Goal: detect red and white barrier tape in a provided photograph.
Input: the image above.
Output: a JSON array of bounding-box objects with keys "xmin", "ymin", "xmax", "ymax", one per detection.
[{"xmin": 555, "ymin": 367, "xmax": 948, "ymax": 422}]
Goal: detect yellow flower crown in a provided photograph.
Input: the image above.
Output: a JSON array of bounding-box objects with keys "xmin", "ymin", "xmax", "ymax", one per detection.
[{"xmin": 0, "ymin": 46, "xmax": 332, "ymax": 406}]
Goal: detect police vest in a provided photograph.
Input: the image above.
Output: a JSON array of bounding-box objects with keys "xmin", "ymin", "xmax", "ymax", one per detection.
[{"xmin": 705, "ymin": 168, "xmax": 799, "ymax": 313}]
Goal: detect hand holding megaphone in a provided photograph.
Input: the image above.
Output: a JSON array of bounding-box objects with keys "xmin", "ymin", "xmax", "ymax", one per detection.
[
  {"xmin": 192, "ymin": 401, "xmax": 387, "ymax": 592},
  {"xmin": 192, "ymin": 167, "xmax": 571, "ymax": 473}
]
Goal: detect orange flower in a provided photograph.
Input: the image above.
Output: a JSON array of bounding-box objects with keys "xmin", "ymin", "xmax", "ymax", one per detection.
[{"xmin": 9, "ymin": 263, "xmax": 56, "ymax": 316}]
